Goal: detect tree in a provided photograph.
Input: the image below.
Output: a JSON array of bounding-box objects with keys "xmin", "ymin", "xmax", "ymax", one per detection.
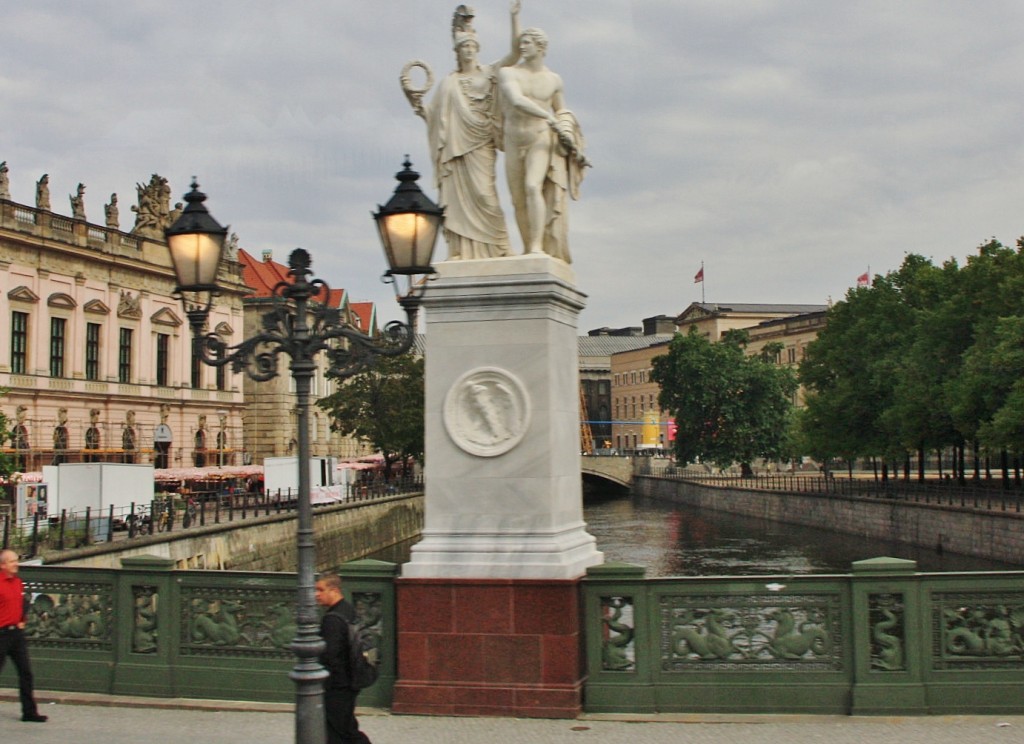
[
  {"xmin": 952, "ymin": 315, "xmax": 1024, "ymax": 453},
  {"xmin": 317, "ymin": 354, "xmax": 424, "ymax": 480},
  {"xmin": 799, "ymin": 269, "xmax": 913, "ymax": 475},
  {"xmin": 651, "ymin": 328, "xmax": 797, "ymax": 473},
  {"xmin": 880, "ymin": 255, "xmax": 962, "ymax": 479},
  {"xmin": 800, "ymin": 240, "xmax": 1024, "ymax": 481},
  {"xmin": 944, "ymin": 240, "xmax": 1024, "ymax": 471}
]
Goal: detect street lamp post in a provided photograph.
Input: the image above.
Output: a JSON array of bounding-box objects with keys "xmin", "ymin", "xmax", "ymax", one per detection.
[{"xmin": 165, "ymin": 161, "xmax": 441, "ymax": 744}]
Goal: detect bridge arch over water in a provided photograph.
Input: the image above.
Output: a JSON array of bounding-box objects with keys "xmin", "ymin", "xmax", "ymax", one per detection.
[{"xmin": 581, "ymin": 456, "xmax": 633, "ymax": 489}]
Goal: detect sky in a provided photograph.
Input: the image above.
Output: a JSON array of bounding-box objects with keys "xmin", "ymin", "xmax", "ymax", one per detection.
[{"xmin": 5, "ymin": 1, "xmax": 1024, "ymax": 332}]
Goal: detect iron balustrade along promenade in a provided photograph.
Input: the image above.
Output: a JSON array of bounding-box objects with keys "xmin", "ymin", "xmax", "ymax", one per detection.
[
  {"xmin": 0, "ymin": 476, "xmax": 423, "ymax": 558},
  {"xmin": 640, "ymin": 460, "xmax": 1024, "ymax": 514}
]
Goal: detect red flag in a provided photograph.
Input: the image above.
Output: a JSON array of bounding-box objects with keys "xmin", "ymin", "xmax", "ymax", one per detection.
[
  {"xmin": 856, "ymin": 272, "xmax": 870, "ymax": 287},
  {"xmin": 694, "ymin": 267, "xmax": 704, "ymax": 283}
]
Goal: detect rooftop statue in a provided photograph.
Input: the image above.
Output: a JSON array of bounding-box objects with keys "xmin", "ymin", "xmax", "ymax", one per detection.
[
  {"xmin": 70, "ymin": 183, "xmax": 86, "ymax": 220},
  {"xmin": 225, "ymin": 232, "xmax": 240, "ymax": 261},
  {"xmin": 130, "ymin": 173, "xmax": 171, "ymax": 239},
  {"xmin": 105, "ymin": 193, "xmax": 119, "ymax": 229},
  {"xmin": 0, "ymin": 161, "xmax": 9, "ymax": 200},
  {"xmin": 402, "ymin": 2, "xmax": 521, "ymax": 260},
  {"xmin": 36, "ymin": 174, "xmax": 50, "ymax": 211}
]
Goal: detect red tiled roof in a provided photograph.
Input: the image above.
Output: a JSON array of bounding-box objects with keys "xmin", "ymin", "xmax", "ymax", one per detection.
[
  {"xmin": 238, "ymin": 248, "xmax": 347, "ymax": 309},
  {"xmin": 348, "ymin": 302, "xmax": 377, "ymax": 334},
  {"xmin": 239, "ymin": 249, "xmax": 290, "ymax": 298}
]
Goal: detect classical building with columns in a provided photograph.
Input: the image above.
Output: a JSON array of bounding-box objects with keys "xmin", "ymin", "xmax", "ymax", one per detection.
[{"xmin": 0, "ymin": 168, "xmax": 247, "ymax": 470}]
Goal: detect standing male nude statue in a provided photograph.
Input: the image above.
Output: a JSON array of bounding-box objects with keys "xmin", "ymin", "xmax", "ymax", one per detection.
[{"xmin": 498, "ymin": 27, "xmax": 587, "ymax": 263}]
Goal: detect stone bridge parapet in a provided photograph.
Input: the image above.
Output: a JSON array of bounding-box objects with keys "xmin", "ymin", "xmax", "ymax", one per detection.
[{"xmin": 580, "ymin": 455, "xmax": 634, "ymax": 488}]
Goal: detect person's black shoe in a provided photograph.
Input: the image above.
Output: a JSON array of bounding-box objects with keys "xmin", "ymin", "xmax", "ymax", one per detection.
[{"xmin": 22, "ymin": 713, "xmax": 48, "ymax": 722}]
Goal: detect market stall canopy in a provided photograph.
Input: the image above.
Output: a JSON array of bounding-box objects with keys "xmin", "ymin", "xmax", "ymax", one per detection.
[{"xmin": 154, "ymin": 465, "xmax": 263, "ymax": 482}]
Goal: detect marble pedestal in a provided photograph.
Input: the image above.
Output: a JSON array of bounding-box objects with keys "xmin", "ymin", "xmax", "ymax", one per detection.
[
  {"xmin": 402, "ymin": 254, "xmax": 602, "ymax": 580},
  {"xmin": 394, "ymin": 254, "xmax": 602, "ymax": 716}
]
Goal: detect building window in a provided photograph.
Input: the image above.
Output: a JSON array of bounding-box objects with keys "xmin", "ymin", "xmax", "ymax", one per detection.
[
  {"xmin": 787, "ymin": 347, "xmax": 797, "ymax": 364},
  {"xmin": 11, "ymin": 311, "xmax": 28, "ymax": 374},
  {"xmin": 85, "ymin": 323, "xmax": 101, "ymax": 380},
  {"xmin": 118, "ymin": 328, "xmax": 133, "ymax": 383},
  {"xmin": 215, "ymin": 346, "xmax": 226, "ymax": 391},
  {"xmin": 156, "ymin": 333, "xmax": 170, "ymax": 387},
  {"xmin": 191, "ymin": 352, "xmax": 202, "ymax": 389},
  {"xmin": 49, "ymin": 317, "xmax": 67, "ymax": 377}
]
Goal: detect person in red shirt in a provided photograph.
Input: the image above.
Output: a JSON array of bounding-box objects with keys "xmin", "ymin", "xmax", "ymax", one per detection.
[{"xmin": 0, "ymin": 549, "xmax": 47, "ymax": 722}]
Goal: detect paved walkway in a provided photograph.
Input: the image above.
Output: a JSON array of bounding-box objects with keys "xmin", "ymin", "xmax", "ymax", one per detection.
[{"xmin": 1, "ymin": 692, "xmax": 1023, "ymax": 743}]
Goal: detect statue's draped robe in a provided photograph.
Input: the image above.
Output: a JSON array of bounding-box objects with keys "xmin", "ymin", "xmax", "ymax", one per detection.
[
  {"xmin": 426, "ymin": 68, "xmax": 510, "ymax": 259},
  {"xmin": 541, "ymin": 110, "xmax": 586, "ymax": 264}
]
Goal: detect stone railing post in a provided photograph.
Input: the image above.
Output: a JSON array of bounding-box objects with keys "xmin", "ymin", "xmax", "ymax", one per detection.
[
  {"xmin": 850, "ymin": 556, "xmax": 927, "ymax": 714},
  {"xmin": 339, "ymin": 558, "xmax": 399, "ymax": 707},
  {"xmin": 582, "ymin": 562, "xmax": 653, "ymax": 713},
  {"xmin": 111, "ymin": 555, "xmax": 177, "ymax": 696}
]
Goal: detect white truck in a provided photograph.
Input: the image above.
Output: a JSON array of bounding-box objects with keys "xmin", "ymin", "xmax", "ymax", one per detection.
[{"xmin": 41, "ymin": 463, "xmax": 155, "ymax": 540}]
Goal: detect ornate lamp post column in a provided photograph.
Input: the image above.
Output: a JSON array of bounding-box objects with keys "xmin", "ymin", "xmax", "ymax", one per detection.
[{"xmin": 165, "ymin": 162, "xmax": 441, "ymax": 744}]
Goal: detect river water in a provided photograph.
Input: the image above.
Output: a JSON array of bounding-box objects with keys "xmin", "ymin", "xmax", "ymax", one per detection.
[
  {"xmin": 584, "ymin": 492, "xmax": 1022, "ymax": 576},
  {"xmin": 367, "ymin": 491, "xmax": 1021, "ymax": 576}
]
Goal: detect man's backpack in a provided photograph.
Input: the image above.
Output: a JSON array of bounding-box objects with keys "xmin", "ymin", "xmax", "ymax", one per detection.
[{"xmin": 347, "ymin": 622, "xmax": 379, "ymax": 690}]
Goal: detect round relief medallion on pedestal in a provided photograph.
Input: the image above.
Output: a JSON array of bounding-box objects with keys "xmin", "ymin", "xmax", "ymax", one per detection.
[{"xmin": 443, "ymin": 367, "xmax": 531, "ymax": 457}]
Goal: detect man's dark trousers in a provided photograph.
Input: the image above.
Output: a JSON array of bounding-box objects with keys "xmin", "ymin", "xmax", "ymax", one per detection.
[
  {"xmin": 324, "ymin": 686, "xmax": 370, "ymax": 744},
  {"xmin": 0, "ymin": 628, "xmax": 40, "ymax": 718}
]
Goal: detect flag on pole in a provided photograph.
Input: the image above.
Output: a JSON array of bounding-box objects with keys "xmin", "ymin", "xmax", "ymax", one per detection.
[
  {"xmin": 694, "ymin": 266, "xmax": 704, "ymax": 283},
  {"xmin": 856, "ymin": 271, "xmax": 870, "ymax": 288}
]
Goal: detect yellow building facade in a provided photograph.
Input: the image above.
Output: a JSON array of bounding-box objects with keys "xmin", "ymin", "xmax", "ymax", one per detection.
[{"xmin": 610, "ymin": 303, "xmax": 829, "ymax": 452}]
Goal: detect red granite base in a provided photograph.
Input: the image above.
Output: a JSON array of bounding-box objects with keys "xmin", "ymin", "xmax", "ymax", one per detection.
[{"xmin": 391, "ymin": 578, "xmax": 585, "ymax": 718}]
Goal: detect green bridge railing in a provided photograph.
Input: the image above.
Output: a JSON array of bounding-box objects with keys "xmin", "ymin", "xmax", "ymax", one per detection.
[
  {"xmin": 7, "ymin": 556, "xmax": 1024, "ymax": 716},
  {"xmin": 584, "ymin": 558, "xmax": 1024, "ymax": 715},
  {"xmin": 1, "ymin": 557, "xmax": 398, "ymax": 707}
]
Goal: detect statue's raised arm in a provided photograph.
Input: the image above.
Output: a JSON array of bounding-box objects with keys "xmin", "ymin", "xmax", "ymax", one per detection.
[{"xmin": 494, "ymin": 1, "xmax": 522, "ymax": 69}]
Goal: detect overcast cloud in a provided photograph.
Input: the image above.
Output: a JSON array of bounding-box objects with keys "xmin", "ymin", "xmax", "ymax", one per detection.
[{"xmin": 4, "ymin": 1, "xmax": 1023, "ymax": 331}]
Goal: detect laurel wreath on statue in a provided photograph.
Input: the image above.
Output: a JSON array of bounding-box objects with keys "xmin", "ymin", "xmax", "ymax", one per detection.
[{"xmin": 400, "ymin": 60, "xmax": 434, "ymax": 117}]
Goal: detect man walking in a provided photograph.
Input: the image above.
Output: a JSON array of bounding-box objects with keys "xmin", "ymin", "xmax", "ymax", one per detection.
[
  {"xmin": 0, "ymin": 549, "xmax": 47, "ymax": 722},
  {"xmin": 315, "ymin": 573, "xmax": 370, "ymax": 744}
]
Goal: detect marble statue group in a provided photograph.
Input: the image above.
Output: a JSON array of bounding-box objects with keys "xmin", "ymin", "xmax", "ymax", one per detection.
[{"xmin": 402, "ymin": 2, "xmax": 588, "ymax": 264}]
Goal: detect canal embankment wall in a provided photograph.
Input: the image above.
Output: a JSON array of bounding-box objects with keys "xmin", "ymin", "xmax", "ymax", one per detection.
[
  {"xmin": 45, "ymin": 493, "xmax": 424, "ymax": 571},
  {"xmin": 634, "ymin": 475, "xmax": 1024, "ymax": 565}
]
